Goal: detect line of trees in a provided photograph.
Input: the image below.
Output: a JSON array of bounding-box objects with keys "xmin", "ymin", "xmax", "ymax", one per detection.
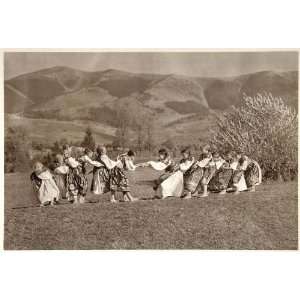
[{"xmin": 5, "ymin": 92, "xmax": 298, "ymax": 182}]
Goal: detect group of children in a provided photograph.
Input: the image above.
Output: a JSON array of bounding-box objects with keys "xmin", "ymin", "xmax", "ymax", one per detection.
[{"xmin": 30, "ymin": 144, "xmax": 262, "ymax": 206}]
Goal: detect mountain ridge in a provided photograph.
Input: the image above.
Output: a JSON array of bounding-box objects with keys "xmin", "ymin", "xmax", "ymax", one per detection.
[{"xmin": 4, "ymin": 66, "xmax": 298, "ymax": 145}]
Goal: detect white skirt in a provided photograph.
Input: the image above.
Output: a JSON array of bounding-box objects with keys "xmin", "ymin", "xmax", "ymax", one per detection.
[
  {"xmin": 158, "ymin": 171, "xmax": 184, "ymax": 199},
  {"xmin": 36, "ymin": 178, "xmax": 60, "ymax": 204}
]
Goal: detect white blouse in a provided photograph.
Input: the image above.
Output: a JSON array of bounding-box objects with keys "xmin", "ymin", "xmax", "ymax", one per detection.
[
  {"xmin": 100, "ymin": 154, "xmax": 121, "ymax": 170},
  {"xmin": 65, "ymin": 157, "xmax": 80, "ymax": 168},
  {"xmin": 179, "ymin": 158, "xmax": 195, "ymax": 172},
  {"xmin": 79, "ymin": 155, "xmax": 103, "ymax": 167}
]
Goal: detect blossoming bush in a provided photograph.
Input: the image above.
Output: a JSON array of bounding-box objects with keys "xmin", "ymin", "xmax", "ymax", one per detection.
[{"xmin": 210, "ymin": 92, "xmax": 298, "ymax": 181}]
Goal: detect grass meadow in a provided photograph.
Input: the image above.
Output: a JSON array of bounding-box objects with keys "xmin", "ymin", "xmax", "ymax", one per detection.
[{"xmin": 4, "ymin": 168, "xmax": 298, "ymax": 250}]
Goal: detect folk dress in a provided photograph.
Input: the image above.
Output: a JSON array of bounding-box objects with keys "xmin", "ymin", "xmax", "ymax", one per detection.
[
  {"xmin": 30, "ymin": 169, "xmax": 60, "ymax": 205},
  {"xmin": 64, "ymin": 156, "xmax": 88, "ymax": 200},
  {"xmin": 232, "ymin": 156, "xmax": 262, "ymax": 188},
  {"xmin": 92, "ymin": 154, "xmax": 133, "ymax": 193},
  {"xmin": 157, "ymin": 158, "xmax": 195, "ymax": 199},
  {"xmin": 53, "ymin": 164, "xmax": 69, "ymax": 199},
  {"xmin": 183, "ymin": 153, "xmax": 212, "ymax": 193}
]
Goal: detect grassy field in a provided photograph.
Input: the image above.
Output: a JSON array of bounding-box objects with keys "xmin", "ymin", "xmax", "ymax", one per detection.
[{"xmin": 4, "ymin": 170, "xmax": 298, "ymax": 250}]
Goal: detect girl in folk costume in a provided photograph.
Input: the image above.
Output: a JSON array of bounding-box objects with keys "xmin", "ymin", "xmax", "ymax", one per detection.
[
  {"xmin": 138, "ymin": 148, "xmax": 177, "ymax": 199},
  {"xmin": 208, "ymin": 151, "xmax": 247, "ymax": 195},
  {"xmin": 63, "ymin": 148, "xmax": 102, "ymax": 204},
  {"xmin": 231, "ymin": 153, "xmax": 262, "ymax": 193},
  {"xmin": 53, "ymin": 154, "xmax": 69, "ymax": 200},
  {"xmin": 182, "ymin": 144, "xmax": 212, "ymax": 199},
  {"xmin": 138, "ymin": 148, "xmax": 172, "ymax": 195},
  {"xmin": 156, "ymin": 147, "xmax": 195, "ymax": 199},
  {"xmin": 198, "ymin": 151, "xmax": 225, "ymax": 197},
  {"xmin": 78, "ymin": 148, "xmax": 103, "ymax": 175},
  {"xmin": 30, "ymin": 161, "xmax": 60, "ymax": 206},
  {"xmin": 93, "ymin": 146, "xmax": 138, "ymax": 203}
]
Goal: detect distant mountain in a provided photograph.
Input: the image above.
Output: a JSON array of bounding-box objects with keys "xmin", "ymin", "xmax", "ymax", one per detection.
[{"xmin": 4, "ymin": 66, "xmax": 298, "ymax": 145}]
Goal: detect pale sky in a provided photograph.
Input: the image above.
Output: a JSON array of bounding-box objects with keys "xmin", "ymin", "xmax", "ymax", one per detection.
[{"xmin": 4, "ymin": 51, "xmax": 298, "ymax": 79}]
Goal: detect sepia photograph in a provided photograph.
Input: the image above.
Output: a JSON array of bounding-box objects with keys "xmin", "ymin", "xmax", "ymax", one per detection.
[{"xmin": 3, "ymin": 50, "xmax": 298, "ymax": 250}]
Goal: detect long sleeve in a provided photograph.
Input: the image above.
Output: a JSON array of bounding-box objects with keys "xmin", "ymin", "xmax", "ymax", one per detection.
[
  {"xmin": 65, "ymin": 157, "xmax": 79, "ymax": 168},
  {"xmin": 179, "ymin": 158, "xmax": 195, "ymax": 171},
  {"xmin": 54, "ymin": 165, "xmax": 69, "ymax": 174},
  {"xmin": 81, "ymin": 155, "xmax": 103, "ymax": 167},
  {"xmin": 125, "ymin": 158, "xmax": 137, "ymax": 171},
  {"xmin": 100, "ymin": 154, "xmax": 119, "ymax": 170},
  {"xmin": 146, "ymin": 161, "xmax": 169, "ymax": 171},
  {"xmin": 196, "ymin": 157, "xmax": 211, "ymax": 168}
]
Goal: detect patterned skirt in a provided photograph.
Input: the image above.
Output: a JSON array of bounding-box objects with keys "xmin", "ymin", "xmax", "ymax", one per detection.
[
  {"xmin": 109, "ymin": 166, "xmax": 130, "ymax": 192},
  {"xmin": 91, "ymin": 166, "xmax": 110, "ymax": 195},
  {"xmin": 201, "ymin": 166, "xmax": 217, "ymax": 185},
  {"xmin": 232, "ymin": 161, "xmax": 261, "ymax": 188},
  {"xmin": 66, "ymin": 166, "xmax": 88, "ymax": 197},
  {"xmin": 183, "ymin": 164, "xmax": 204, "ymax": 193},
  {"xmin": 244, "ymin": 161, "xmax": 261, "ymax": 187},
  {"xmin": 209, "ymin": 168, "xmax": 233, "ymax": 192}
]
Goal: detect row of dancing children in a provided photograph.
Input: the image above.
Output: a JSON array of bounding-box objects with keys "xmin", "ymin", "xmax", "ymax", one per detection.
[
  {"xmin": 30, "ymin": 145, "xmax": 138, "ymax": 206},
  {"xmin": 139, "ymin": 145, "xmax": 262, "ymax": 200},
  {"xmin": 30, "ymin": 144, "xmax": 262, "ymax": 206}
]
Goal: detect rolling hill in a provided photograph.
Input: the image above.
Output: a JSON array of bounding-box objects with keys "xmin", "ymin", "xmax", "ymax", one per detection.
[{"xmin": 4, "ymin": 67, "xmax": 298, "ymax": 145}]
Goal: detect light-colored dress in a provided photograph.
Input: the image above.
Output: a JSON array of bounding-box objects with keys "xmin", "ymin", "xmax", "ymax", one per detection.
[
  {"xmin": 146, "ymin": 158, "xmax": 194, "ymax": 199},
  {"xmin": 157, "ymin": 158, "xmax": 195, "ymax": 199},
  {"xmin": 30, "ymin": 170, "xmax": 60, "ymax": 204},
  {"xmin": 229, "ymin": 161, "xmax": 248, "ymax": 191}
]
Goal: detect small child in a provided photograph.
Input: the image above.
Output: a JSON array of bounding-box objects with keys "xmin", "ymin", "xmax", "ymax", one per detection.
[
  {"xmin": 30, "ymin": 161, "xmax": 60, "ymax": 206},
  {"xmin": 152, "ymin": 148, "xmax": 176, "ymax": 194},
  {"xmin": 182, "ymin": 144, "xmax": 212, "ymax": 199},
  {"xmin": 198, "ymin": 151, "xmax": 224, "ymax": 197},
  {"xmin": 53, "ymin": 154, "xmax": 69, "ymax": 200},
  {"xmin": 95, "ymin": 146, "xmax": 138, "ymax": 203}
]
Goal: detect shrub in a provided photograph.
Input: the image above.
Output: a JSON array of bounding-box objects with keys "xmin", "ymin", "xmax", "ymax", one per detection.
[
  {"xmin": 210, "ymin": 92, "xmax": 298, "ymax": 181},
  {"xmin": 5, "ymin": 126, "xmax": 31, "ymax": 173}
]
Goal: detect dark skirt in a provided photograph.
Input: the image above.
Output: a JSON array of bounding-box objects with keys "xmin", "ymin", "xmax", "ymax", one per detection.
[
  {"xmin": 66, "ymin": 166, "xmax": 88, "ymax": 197},
  {"xmin": 209, "ymin": 168, "xmax": 234, "ymax": 192},
  {"xmin": 201, "ymin": 166, "xmax": 217, "ymax": 185},
  {"xmin": 183, "ymin": 163, "xmax": 205, "ymax": 193},
  {"xmin": 109, "ymin": 166, "xmax": 130, "ymax": 192},
  {"xmin": 232, "ymin": 161, "xmax": 260, "ymax": 188},
  {"xmin": 244, "ymin": 161, "xmax": 260, "ymax": 187}
]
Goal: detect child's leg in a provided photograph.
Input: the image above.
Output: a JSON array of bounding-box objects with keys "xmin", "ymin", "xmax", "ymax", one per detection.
[
  {"xmin": 233, "ymin": 184, "xmax": 240, "ymax": 194},
  {"xmin": 248, "ymin": 185, "xmax": 255, "ymax": 192},
  {"xmin": 110, "ymin": 191, "xmax": 117, "ymax": 203},
  {"xmin": 73, "ymin": 195, "xmax": 79, "ymax": 204},
  {"xmin": 79, "ymin": 195, "xmax": 85, "ymax": 204},
  {"xmin": 182, "ymin": 191, "xmax": 192, "ymax": 199},
  {"xmin": 199, "ymin": 184, "xmax": 209, "ymax": 197},
  {"xmin": 125, "ymin": 192, "xmax": 139, "ymax": 202}
]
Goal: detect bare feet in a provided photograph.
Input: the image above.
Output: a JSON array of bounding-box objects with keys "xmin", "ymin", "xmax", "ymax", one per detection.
[
  {"xmin": 130, "ymin": 197, "xmax": 139, "ymax": 202},
  {"xmin": 199, "ymin": 193, "xmax": 209, "ymax": 198},
  {"xmin": 79, "ymin": 196, "xmax": 85, "ymax": 204},
  {"xmin": 182, "ymin": 192, "xmax": 192, "ymax": 199}
]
